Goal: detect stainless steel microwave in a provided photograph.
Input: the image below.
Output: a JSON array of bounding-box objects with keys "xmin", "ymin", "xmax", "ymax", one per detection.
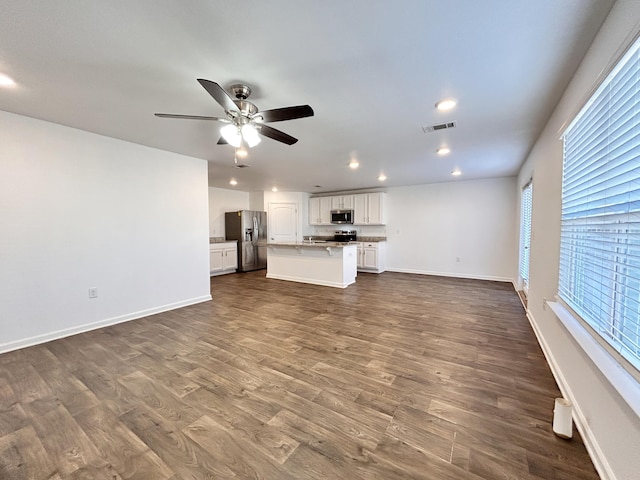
[{"xmin": 331, "ymin": 209, "xmax": 354, "ymax": 224}]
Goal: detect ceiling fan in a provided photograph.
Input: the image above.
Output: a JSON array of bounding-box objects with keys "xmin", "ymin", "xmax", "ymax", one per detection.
[{"xmin": 155, "ymin": 79, "xmax": 314, "ymax": 147}]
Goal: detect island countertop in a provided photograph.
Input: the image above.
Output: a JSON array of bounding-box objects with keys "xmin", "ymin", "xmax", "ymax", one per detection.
[{"xmin": 268, "ymin": 241, "xmax": 358, "ymax": 248}]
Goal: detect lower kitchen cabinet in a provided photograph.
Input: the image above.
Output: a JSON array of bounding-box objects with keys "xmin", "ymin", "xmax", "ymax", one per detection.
[
  {"xmin": 210, "ymin": 242, "xmax": 238, "ymax": 276},
  {"xmin": 357, "ymin": 241, "xmax": 386, "ymax": 273}
]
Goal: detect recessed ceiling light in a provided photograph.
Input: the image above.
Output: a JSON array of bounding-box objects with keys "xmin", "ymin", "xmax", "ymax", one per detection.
[
  {"xmin": 229, "ymin": 178, "xmax": 238, "ymax": 186},
  {"xmin": 0, "ymin": 74, "xmax": 16, "ymax": 87},
  {"xmin": 349, "ymin": 159, "xmax": 359, "ymax": 169},
  {"xmin": 436, "ymin": 99, "xmax": 457, "ymax": 111},
  {"xmin": 378, "ymin": 174, "xmax": 387, "ymax": 181},
  {"xmin": 452, "ymin": 169, "xmax": 462, "ymax": 176},
  {"xmin": 272, "ymin": 187, "xmax": 278, "ymax": 192},
  {"xmin": 437, "ymin": 147, "xmax": 451, "ymax": 155}
]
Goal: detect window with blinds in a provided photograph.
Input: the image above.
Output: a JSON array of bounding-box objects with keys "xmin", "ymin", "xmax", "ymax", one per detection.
[
  {"xmin": 519, "ymin": 182, "xmax": 533, "ymax": 292},
  {"xmin": 560, "ymin": 36, "xmax": 640, "ymax": 372}
]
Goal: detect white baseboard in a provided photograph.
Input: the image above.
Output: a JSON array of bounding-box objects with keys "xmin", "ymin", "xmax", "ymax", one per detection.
[
  {"xmin": 386, "ymin": 267, "xmax": 513, "ymax": 283},
  {"xmin": 266, "ymin": 273, "xmax": 352, "ymax": 289},
  {"xmin": 0, "ymin": 294, "xmax": 212, "ymax": 355},
  {"xmin": 524, "ymin": 307, "xmax": 615, "ymax": 480}
]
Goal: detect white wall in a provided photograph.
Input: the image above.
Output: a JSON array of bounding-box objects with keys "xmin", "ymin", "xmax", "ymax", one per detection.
[
  {"xmin": 208, "ymin": 189, "xmax": 311, "ymax": 241},
  {"xmin": 312, "ymin": 217, "xmax": 388, "ymax": 238},
  {"xmin": 517, "ymin": 2, "xmax": 640, "ymax": 479},
  {"xmin": 249, "ymin": 191, "xmax": 265, "ymax": 212},
  {"xmin": 306, "ymin": 178, "xmax": 516, "ymax": 281},
  {"xmin": 0, "ymin": 111, "xmax": 211, "ymax": 353},
  {"xmin": 387, "ymin": 178, "xmax": 516, "ymax": 281},
  {"xmin": 208, "ymin": 187, "xmax": 250, "ymax": 237}
]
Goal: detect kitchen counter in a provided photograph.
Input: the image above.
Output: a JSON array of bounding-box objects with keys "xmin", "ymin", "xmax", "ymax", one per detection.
[
  {"xmin": 300, "ymin": 237, "xmax": 387, "ymax": 243},
  {"xmin": 266, "ymin": 242, "xmax": 357, "ymax": 288},
  {"xmin": 210, "ymin": 237, "xmax": 237, "ymax": 244},
  {"xmin": 270, "ymin": 241, "xmax": 358, "ymax": 248}
]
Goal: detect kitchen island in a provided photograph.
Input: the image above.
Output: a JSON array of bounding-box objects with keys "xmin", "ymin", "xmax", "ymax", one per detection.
[{"xmin": 266, "ymin": 242, "xmax": 358, "ymax": 288}]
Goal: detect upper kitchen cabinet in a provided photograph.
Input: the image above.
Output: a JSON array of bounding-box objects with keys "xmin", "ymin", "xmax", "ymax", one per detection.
[
  {"xmin": 309, "ymin": 196, "xmax": 332, "ymax": 225},
  {"xmin": 354, "ymin": 192, "xmax": 386, "ymax": 225},
  {"xmin": 331, "ymin": 195, "xmax": 354, "ymax": 210}
]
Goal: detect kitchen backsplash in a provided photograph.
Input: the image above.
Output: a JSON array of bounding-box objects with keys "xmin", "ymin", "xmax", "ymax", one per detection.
[{"xmin": 312, "ymin": 225, "xmax": 387, "ymax": 236}]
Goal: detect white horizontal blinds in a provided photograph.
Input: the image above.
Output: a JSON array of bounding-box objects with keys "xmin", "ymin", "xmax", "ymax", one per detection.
[
  {"xmin": 559, "ymin": 37, "xmax": 640, "ymax": 371},
  {"xmin": 519, "ymin": 182, "xmax": 532, "ymax": 290}
]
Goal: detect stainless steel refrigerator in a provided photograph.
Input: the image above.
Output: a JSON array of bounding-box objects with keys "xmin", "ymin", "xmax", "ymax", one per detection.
[{"xmin": 225, "ymin": 210, "xmax": 268, "ymax": 272}]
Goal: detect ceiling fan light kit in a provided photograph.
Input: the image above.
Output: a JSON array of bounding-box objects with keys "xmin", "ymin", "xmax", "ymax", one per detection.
[
  {"xmin": 155, "ymin": 79, "xmax": 314, "ymax": 153},
  {"xmin": 220, "ymin": 124, "xmax": 242, "ymax": 147},
  {"xmin": 241, "ymin": 124, "xmax": 261, "ymax": 147}
]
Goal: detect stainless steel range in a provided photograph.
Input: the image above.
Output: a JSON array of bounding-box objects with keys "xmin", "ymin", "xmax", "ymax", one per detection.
[{"xmin": 334, "ymin": 230, "xmax": 357, "ymax": 243}]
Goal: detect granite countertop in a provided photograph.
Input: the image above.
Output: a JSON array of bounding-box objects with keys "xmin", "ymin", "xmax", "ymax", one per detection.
[
  {"xmin": 269, "ymin": 241, "xmax": 358, "ymax": 248},
  {"xmin": 211, "ymin": 237, "xmax": 386, "ymax": 244},
  {"xmin": 303, "ymin": 236, "xmax": 387, "ymax": 242},
  {"xmin": 209, "ymin": 237, "xmax": 237, "ymax": 244}
]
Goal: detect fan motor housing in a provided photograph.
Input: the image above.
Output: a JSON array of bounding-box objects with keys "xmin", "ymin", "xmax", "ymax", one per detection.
[
  {"xmin": 230, "ymin": 84, "xmax": 252, "ymax": 100},
  {"xmin": 234, "ymin": 100, "xmax": 258, "ymax": 117}
]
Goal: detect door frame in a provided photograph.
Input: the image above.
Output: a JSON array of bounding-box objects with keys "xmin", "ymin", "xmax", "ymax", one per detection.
[{"xmin": 268, "ymin": 201, "xmax": 299, "ymax": 243}]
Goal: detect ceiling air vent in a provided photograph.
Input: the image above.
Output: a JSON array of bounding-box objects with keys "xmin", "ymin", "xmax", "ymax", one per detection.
[{"xmin": 422, "ymin": 121, "xmax": 457, "ymax": 133}]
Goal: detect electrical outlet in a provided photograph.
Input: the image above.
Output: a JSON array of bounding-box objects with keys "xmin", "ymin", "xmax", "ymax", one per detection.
[{"xmin": 88, "ymin": 287, "xmax": 98, "ymax": 299}]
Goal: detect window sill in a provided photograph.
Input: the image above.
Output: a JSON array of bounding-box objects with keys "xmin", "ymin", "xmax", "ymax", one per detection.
[{"xmin": 547, "ymin": 300, "xmax": 640, "ymax": 418}]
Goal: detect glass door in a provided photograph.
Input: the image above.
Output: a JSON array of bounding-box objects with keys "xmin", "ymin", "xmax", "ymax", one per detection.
[{"xmin": 519, "ymin": 181, "xmax": 533, "ymax": 295}]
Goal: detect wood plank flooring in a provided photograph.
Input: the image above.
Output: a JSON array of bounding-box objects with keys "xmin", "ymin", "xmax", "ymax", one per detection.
[{"xmin": 0, "ymin": 271, "xmax": 599, "ymax": 479}]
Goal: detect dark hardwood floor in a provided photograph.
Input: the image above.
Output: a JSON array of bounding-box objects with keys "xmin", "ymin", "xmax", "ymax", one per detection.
[{"xmin": 0, "ymin": 271, "xmax": 599, "ymax": 479}]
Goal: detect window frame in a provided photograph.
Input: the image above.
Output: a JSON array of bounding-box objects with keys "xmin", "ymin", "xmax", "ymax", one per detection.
[
  {"xmin": 552, "ymin": 32, "xmax": 640, "ymax": 415},
  {"xmin": 519, "ymin": 180, "xmax": 533, "ymax": 294}
]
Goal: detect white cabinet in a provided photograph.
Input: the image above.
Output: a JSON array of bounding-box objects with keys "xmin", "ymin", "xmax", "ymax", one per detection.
[
  {"xmin": 225, "ymin": 246, "xmax": 238, "ymax": 272},
  {"xmin": 331, "ymin": 195, "xmax": 354, "ymax": 210},
  {"xmin": 210, "ymin": 249, "xmax": 224, "ymax": 272},
  {"xmin": 354, "ymin": 195, "xmax": 367, "ymax": 224},
  {"xmin": 312, "ymin": 192, "xmax": 385, "ymax": 225},
  {"xmin": 362, "ymin": 244, "xmax": 378, "ymax": 270},
  {"xmin": 367, "ymin": 192, "xmax": 385, "ymax": 225},
  {"xmin": 210, "ymin": 242, "xmax": 238, "ymax": 276},
  {"xmin": 356, "ymin": 241, "xmax": 386, "ymax": 273},
  {"xmin": 353, "ymin": 192, "xmax": 386, "ymax": 225},
  {"xmin": 308, "ymin": 197, "xmax": 332, "ymax": 225}
]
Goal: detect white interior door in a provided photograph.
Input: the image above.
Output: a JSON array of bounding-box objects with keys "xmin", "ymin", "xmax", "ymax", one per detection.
[{"xmin": 268, "ymin": 202, "xmax": 297, "ymax": 243}]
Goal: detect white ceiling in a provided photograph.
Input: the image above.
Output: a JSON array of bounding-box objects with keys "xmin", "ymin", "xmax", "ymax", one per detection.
[{"xmin": 0, "ymin": 0, "xmax": 614, "ymax": 193}]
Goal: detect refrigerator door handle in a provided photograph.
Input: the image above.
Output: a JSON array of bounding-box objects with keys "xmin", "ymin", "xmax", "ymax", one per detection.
[{"xmin": 253, "ymin": 216, "xmax": 258, "ymax": 243}]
